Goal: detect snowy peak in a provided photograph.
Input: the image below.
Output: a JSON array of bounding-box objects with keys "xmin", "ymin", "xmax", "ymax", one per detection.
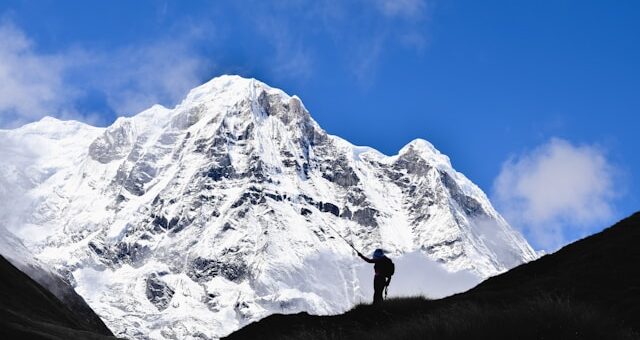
[
  {"xmin": 181, "ymin": 75, "xmax": 285, "ymax": 105},
  {"xmin": 88, "ymin": 75, "xmax": 307, "ymax": 167},
  {"xmin": 178, "ymin": 75, "xmax": 310, "ymax": 127},
  {"xmin": 398, "ymin": 138, "xmax": 440, "ymax": 157},
  {"xmin": 395, "ymin": 138, "xmax": 453, "ymax": 171}
]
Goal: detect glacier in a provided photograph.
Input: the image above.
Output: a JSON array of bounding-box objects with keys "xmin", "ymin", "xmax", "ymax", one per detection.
[{"xmin": 0, "ymin": 75, "xmax": 537, "ymax": 339}]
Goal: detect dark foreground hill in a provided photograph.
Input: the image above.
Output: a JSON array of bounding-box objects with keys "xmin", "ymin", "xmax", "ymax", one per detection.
[
  {"xmin": 227, "ymin": 212, "xmax": 640, "ymax": 340},
  {"xmin": 0, "ymin": 256, "xmax": 116, "ymax": 340}
]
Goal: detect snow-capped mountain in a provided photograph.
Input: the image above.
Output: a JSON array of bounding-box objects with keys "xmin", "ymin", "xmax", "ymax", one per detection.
[{"xmin": 0, "ymin": 75, "xmax": 537, "ymax": 339}]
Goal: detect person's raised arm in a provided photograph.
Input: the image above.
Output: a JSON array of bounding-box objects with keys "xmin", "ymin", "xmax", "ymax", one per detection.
[{"xmin": 357, "ymin": 251, "xmax": 375, "ymax": 263}]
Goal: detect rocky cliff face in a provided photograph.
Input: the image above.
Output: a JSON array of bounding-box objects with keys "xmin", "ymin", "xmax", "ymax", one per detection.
[{"xmin": 0, "ymin": 75, "xmax": 537, "ymax": 339}]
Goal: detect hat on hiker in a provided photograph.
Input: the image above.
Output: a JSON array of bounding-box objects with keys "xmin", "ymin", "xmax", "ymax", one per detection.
[{"xmin": 373, "ymin": 249, "xmax": 384, "ymax": 259}]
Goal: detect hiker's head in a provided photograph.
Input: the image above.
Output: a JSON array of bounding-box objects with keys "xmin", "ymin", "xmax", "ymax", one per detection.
[{"xmin": 373, "ymin": 249, "xmax": 384, "ymax": 259}]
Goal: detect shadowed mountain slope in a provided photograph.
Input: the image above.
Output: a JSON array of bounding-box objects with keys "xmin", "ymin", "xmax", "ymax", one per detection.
[
  {"xmin": 226, "ymin": 212, "xmax": 640, "ymax": 339},
  {"xmin": 0, "ymin": 256, "xmax": 116, "ymax": 340}
]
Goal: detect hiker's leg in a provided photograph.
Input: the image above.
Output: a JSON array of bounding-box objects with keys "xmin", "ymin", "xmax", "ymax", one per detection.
[
  {"xmin": 373, "ymin": 287, "xmax": 382, "ymax": 304},
  {"xmin": 373, "ymin": 275, "xmax": 385, "ymax": 304}
]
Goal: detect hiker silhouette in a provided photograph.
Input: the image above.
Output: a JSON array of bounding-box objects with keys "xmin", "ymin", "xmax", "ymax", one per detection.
[{"xmin": 357, "ymin": 249, "xmax": 394, "ymax": 304}]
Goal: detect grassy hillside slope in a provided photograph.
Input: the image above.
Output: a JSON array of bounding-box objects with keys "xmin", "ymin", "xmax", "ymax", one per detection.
[{"xmin": 227, "ymin": 212, "xmax": 640, "ymax": 340}]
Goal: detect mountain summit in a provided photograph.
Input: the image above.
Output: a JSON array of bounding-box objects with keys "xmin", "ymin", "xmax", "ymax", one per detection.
[{"xmin": 0, "ymin": 75, "xmax": 536, "ymax": 339}]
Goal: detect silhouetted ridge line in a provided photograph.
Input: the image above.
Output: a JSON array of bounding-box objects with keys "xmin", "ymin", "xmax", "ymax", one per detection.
[{"xmin": 226, "ymin": 212, "xmax": 640, "ymax": 339}]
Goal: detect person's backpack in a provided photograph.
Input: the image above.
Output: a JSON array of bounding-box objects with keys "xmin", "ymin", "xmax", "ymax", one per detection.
[{"xmin": 381, "ymin": 257, "xmax": 395, "ymax": 278}]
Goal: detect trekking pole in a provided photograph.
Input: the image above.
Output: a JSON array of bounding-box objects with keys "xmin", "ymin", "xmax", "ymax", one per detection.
[
  {"xmin": 315, "ymin": 209, "xmax": 361, "ymax": 254},
  {"xmin": 335, "ymin": 229, "xmax": 359, "ymax": 252},
  {"xmin": 328, "ymin": 222, "xmax": 359, "ymax": 252}
]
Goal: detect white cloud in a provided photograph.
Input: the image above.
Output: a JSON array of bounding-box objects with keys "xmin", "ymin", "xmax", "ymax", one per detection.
[
  {"xmin": 0, "ymin": 21, "xmax": 75, "ymax": 127},
  {"xmin": 0, "ymin": 21, "xmax": 213, "ymax": 127},
  {"xmin": 88, "ymin": 36, "xmax": 210, "ymax": 116},
  {"xmin": 493, "ymin": 138, "xmax": 620, "ymax": 251}
]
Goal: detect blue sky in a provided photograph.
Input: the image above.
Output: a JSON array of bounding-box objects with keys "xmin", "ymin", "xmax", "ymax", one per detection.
[{"xmin": 0, "ymin": 0, "xmax": 638, "ymax": 251}]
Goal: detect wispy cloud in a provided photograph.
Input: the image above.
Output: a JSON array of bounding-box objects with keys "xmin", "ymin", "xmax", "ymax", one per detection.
[
  {"xmin": 350, "ymin": 34, "xmax": 387, "ymax": 86},
  {"xmin": 86, "ymin": 33, "xmax": 211, "ymax": 116},
  {"xmin": 0, "ymin": 21, "xmax": 75, "ymax": 127},
  {"xmin": 341, "ymin": 0, "xmax": 431, "ymax": 85},
  {"xmin": 493, "ymin": 138, "xmax": 621, "ymax": 251},
  {"xmin": 0, "ymin": 1, "xmax": 433, "ymax": 127},
  {"xmin": 255, "ymin": 16, "xmax": 313, "ymax": 81},
  {"xmin": 0, "ymin": 20, "xmax": 213, "ymax": 127},
  {"xmin": 375, "ymin": 0, "xmax": 427, "ymax": 19},
  {"xmin": 240, "ymin": 1, "xmax": 431, "ymax": 86}
]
